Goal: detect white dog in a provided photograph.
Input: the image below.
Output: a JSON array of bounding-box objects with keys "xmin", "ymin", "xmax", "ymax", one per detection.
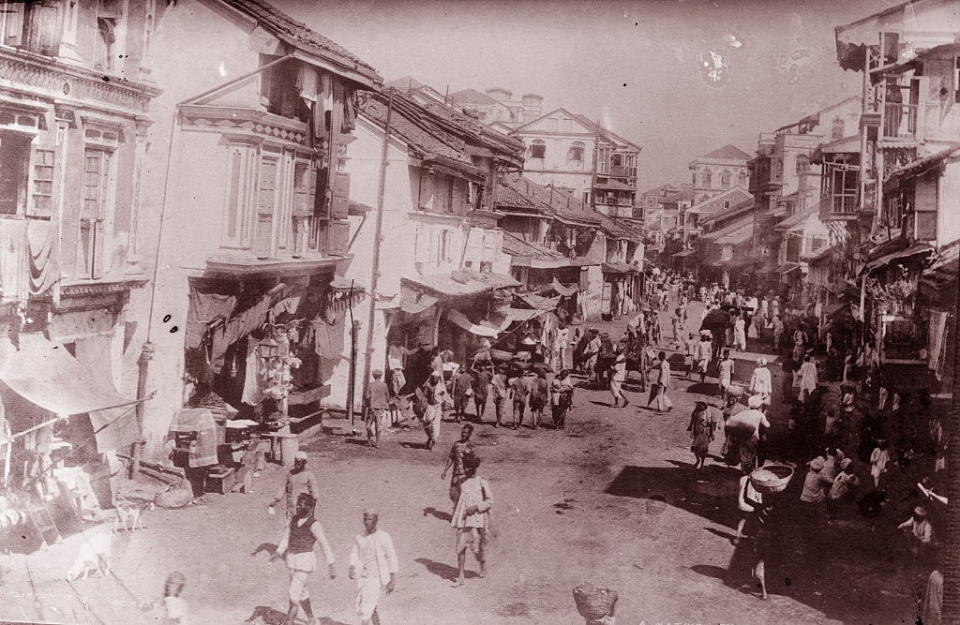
[
  {"xmin": 66, "ymin": 529, "xmax": 112, "ymax": 581},
  {"xmin": 114, "ymin": 502, "xmax": 152, "ymax": 532}
]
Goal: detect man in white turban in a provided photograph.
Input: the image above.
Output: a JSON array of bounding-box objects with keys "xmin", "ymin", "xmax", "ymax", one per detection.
[{"xmin": 749, "ymin": 358, "xmax": 772, "ymax": 405}]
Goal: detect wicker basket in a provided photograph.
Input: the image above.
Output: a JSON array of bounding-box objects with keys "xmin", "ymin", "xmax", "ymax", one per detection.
[
  {"xmin": 749, "ymin": 464, "xmax": 794, "ymax": 494},
  {"xmin": 572, "ymin": 583, "xmax": 617, "ymax": 620}
]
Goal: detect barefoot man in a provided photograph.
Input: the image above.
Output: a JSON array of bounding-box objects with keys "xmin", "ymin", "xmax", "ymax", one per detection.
[
  {"xmin": 272, "ymin": 493, "xmax": 336, "ymax": 625},
  {"xmin": 451, "ymin": 454, "xmax": 493, "ymax": 587},
  {"xmin": 349, "ymin": 508, "xmax": 399, "ymax": 625}
]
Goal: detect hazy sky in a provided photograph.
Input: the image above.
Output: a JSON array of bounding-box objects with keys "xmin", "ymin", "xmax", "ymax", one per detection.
[{"xmin": 284, "ymin": 0, "xmax": 894, "ymax": 189}]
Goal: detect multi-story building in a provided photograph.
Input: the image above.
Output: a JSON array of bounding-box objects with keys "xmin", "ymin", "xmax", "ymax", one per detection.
[
  {"xmin": 133, "ymin": 0, "xmax": 382, "ymax": 455},
  {"xmin": 689, "ymin": 145, "xmax": 752, "ymax": 203},
  {"xmin": 0, "ymin": 0, "xmax": 159, "ymax": 457},
  {"xmin": 449, "ymin": 88, "xmax": 520, "ymax": 127},
  {"xmin": 481, "ymin": 88, "xmax": 544, "ymax": 129},
  {"xmin": 833, "ymin": 0, "xmax": 960, "ymax": 374},
  {"xmin": 343, "ymin": 89, "xmax": 524, "ymax": 390},
  {"xmin": 511, "ymin": 108, "xmax": 642, "ymax": 218},
  {"xmin": 640, "ymin": 183, "xmax": 685, "ymax": 221}
]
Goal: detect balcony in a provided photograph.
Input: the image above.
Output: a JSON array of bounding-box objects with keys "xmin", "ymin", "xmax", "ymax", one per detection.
[
  {"xmin": 882, "ymin": 102, "xmax": 919, "ymax": 143},
  {"xmin": 598, "ymin": 164, "xmax": 637, "ymax": 178}
]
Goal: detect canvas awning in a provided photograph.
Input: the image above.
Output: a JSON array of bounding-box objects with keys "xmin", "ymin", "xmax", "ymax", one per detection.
[
  {"xmin": 515, "ymin": 292, "xmax": 561, "ymax": 311},
  {"xmin": 0, "ymin": 334, "xmax": 144, "ymax": 452},
  {"xmin": 551, "ymin": 278, "xmax": 578, "ymax": 297},
  {"xmin": 673, "ymin": 249, "xmax": 696, "ymax": 258},
  {"xmin": 774, "ymin": 262, "xmax": 802, "ymax": 275},
  {"xmin": 860, "ymin": 243, "xmax": 933, "ymax": 275},
  {"xmin": 446, "ymin": 309, "xmax": 499, "ymax": 337},
  {"xmin": 602, "ymin": 262, "xmax": 637, "ymax": 274},
  {"xmin": 398, "ymin": 287, "xmax": 438, "ymax": 315}
]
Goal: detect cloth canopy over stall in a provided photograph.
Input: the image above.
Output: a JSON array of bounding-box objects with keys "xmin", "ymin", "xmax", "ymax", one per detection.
[
  {"xmin": 445, "ymin": 309, "xmax": 499, "ymax": 338},
  {"xmin": 0, "ymin": 334, "xmax": 145, "ymax": 452},
  {"xmin": 550, "ymin": 278, "xmax": 578, "ymax": 297}
]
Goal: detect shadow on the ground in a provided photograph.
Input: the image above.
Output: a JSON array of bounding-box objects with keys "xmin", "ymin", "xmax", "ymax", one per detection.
[
  {"xmin": 244, "ymin": 605, "xmax": 287, "ymax": 625},
  {"xmin": 422, "ymin": 507, "xmax": 451, "ymax": 522},
  {"xmin": 414, "ymin": 557, "xmax": 478, "ymax": 581},
  {"xmin": 399, "ymin": 441, "xmax": 429, "ymax": 450},
  {"xmin": 249, "ymin": 542, "xmax": 277, "ymax": 557}
]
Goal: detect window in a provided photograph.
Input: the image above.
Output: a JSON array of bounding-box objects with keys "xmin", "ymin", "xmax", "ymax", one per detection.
[
  {"xmin": 80, "ymin": 148, "xmax": 112, "ymax": 278},
  {"xmin": 831, "ymin": 117, "xmax": 844, "ymax": 140},
  {"xmin": 94, "ymin": 0, "xmax": 122, "ymax": 71},
  {"xmin": 254, "ymin": 154, "xmax": 278, "ymax": 258},
  {"xmin": 692, "ymin": 172, "xmax": 697, "ymax": 185},
  {"xmin": 720, "ymin": 170, "xmax": 731, "ymax": 188},
  {"xmin": 955, "ymin": 57, "xmax": 960, "ymax": 103},
  {"xmin": 0, "ymin": 132, "xmax": 30, "ymax": 215},
  {"xmin": 28, "ymin": 146, "xmax": 55, "ymax": 217},
  {"xmin": 810, "ymin": 237, "xmax": 826, "ymax": 252},
  {"xmin": 739, "ymin": 171, "xmax": 748, "ymax": 187},
  {"xmin": 439, "ymin": 229, "xmax": 454, "ymax": 263},
  {"xmin": 530, "ymin": 140, "xmax": 545, "ymax": 159},
  {"xmin": 0, "ymin": 1, "xmax": 23, "ymax": 46},
  {"xmin": 701, "ymin": 170, "xmax": 712, "ymax": 188},
  {"xmin": 796, "ymin": 154, "xmax": 809, "ymax": 175},
  {"xmin": 568, "ymin": 141, "xmax": 584, "ymax": 162}
]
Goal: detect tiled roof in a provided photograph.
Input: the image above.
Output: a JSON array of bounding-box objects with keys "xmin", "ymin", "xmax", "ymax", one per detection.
[
  {"xmin": 663, "ymin": 188, "xmax": 696, "ymax": 203},
  {"xmin": 502, "ymin": 231, "xmax": 564, "ymax": 260},
  {"xmin": 568, "ymin": 112, "xmax": 641, "ymax": 152},
  {"xmin": 450, "ymin": 89, "xmax": 499, "ymax": 105},
  {"xmin": 222, "ymin": 0, "xmax": 379, "ymax": 82},
  {"xmin": 386, "ymin": 76, "xmax": 427, "ymax": 90},
  {"xmin": 700, "ymin": 144, "xmax": 752, "ymax": 161},
  {"xmin": 699, "ymin": 199, "xmax": 754, "ymax": 228},
  {"xmin": 360, "ymin": 96, "xmax": 470, "ymax": 165}
]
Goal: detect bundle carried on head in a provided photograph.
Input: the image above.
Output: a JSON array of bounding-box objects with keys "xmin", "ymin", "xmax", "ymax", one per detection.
[
  {"xmin": 573, "ymin": 583, "xmax": 618, "ymax": 620},
  {"xmin": 749, "ymin": 464, "xmax": 794, "ymax": 494}
]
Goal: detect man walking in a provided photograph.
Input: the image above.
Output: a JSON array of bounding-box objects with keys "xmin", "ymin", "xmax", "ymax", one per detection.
[
  {"xmin": 420, "ymin": 372, "xmax": 446, "ymax": 450},
  {"xmin": 451, "ymin": 454, "xmax": 493, "ymax": 587},
  {"xmin": 491, "ymin": 366, "xmax": 508, "ymax": 428},
  {"xmin": 441, "ymin": 424, "xmax": 475, "ymax": 507},
  {"xmin": 269, "ymin": 452, "xmax": 321, "ymax": 519},
  {"xmin": 509, "ymin": 370, "xmax": 529, "ymax": 429},
  {"xmin": 363, "ymin": 370, "xmax": 391, "ymax": 449},
  {"xmin": 473, "ymin": 368, "xmax": 491, "ymax": 423},
  {"xmin": 272, "ymin": 493, "xmax": 336, "ymax": 625},
  {"xmin": 349, "ymin": 508, "xmax": 398, "ymax": 625},
  {"xmin": 646, "ymin": 351, "xmax": 673, "ymax": 413}
]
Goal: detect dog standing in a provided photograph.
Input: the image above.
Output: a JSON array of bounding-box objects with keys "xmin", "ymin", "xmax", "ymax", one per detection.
[
  {"xmin": 66, "ymin": 528, "xmax": 112, "ymax": 581},
  {"xmin": 114, "ymin": 502, "xmax": 152, "ymax": 532}
]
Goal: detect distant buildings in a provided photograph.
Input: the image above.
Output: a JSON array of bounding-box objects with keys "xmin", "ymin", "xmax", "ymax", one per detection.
[{"xmin": 689, "ymin": 145, "xmax": 752, "ymax": 204}]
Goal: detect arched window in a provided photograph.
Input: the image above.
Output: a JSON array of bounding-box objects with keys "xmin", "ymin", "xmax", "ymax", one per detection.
[
  {"xmin": 831, "ymin": 117, "xmax": 844, "ymax": 140},
  {"xmin": 701, "ymin": 170, "xmax": 712, "ymax": 188},
  {"xmin": 720, "ymin": 170, "xmax": 731, "ymax": 188},
  {"xmin": 530, "ymin": 139, "xmax": 545, "ymax": 159},
  {"xmin": 568, "ymin": 141, "xmax": 584, "ymax": 162}
]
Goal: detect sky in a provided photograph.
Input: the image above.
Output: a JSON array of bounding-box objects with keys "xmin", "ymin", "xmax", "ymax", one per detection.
[{"xmin": 283, "ymin": 0, "xmax": 896, "ymax": 190}]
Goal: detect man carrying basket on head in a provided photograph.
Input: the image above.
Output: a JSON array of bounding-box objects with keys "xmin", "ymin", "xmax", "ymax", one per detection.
[{"xmin": 724, "ymin": 395, "xmax": 770, "ymax": 474}]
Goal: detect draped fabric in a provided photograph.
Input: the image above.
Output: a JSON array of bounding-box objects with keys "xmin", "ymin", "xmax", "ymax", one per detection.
[
  {"xmin": 185, "ymin": 291, "xmax": 237, "ymax": 351},
  {"xmin": 0, "ymin": 220, "xmax": 26, "ymax": 304},
  {"xmin": 26, "ymin": 219, "xmax": 56, "ymax": 296}
]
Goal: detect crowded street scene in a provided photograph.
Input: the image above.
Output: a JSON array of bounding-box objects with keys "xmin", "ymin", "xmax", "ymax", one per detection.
[{"xmin": 2, "ymin": 0, "xmax": 960, "ymax": 624}]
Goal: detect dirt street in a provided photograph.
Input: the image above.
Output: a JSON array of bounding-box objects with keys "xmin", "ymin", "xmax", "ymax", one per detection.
[{"xmin": 0, "ymin": 300, "xmax": 921, "ymax": 625}]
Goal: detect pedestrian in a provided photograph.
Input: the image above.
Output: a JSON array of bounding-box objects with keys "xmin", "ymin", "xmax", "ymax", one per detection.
[
  {"xmin": 797, "ymin": 355, "xmax": 818, "ymax": 403},
  {"xmin": 748, "ymin": 358, "xmax": 772, "ymax": 405},
  {"xmin": 725, "ymin": 395, "xmax": 769, "ymax": 473},
  {"xmin": 348, "ymin": 508, "xmax": 399, "ymax": 625},
  {"xmin": 735, "ymin": 472, "xmax": 763, "ymax": 545},
  {"xmin": 683, "ymin": 332, "xmax": 697, "ymax": 378},
  {"xmin": 363, "ymin": 370, "xmax": 391, "ymax": 449},
  {"xmin": 528, "ymin": 370, "xmax": 549, "ymax": 429},
  {"xmin": 421, "ymin": 372, "xmax": 447, "ymax": 450},
  {"xmin": 509, "ymin": 369, "xmax": 529, "ymax": 429},
  {"xmin": 269, "ymin": 452, "xmax": 321, "ymax": 519},
  {"xmin": 646, "ymin": 351, "xmax": 673, "ymax": 413},
  {"xmin": 473, "ymin": 368, "xmax": 491, "ymax": 423},
  {"xmin": 695, "ymin": 331, "xmax": 712, "ymax": 384},
  {"xmin": 870, "ymin": 438, "xmax": 890, "ymax": 489},
  {"xmin": 451, "ymin": 367, "xmax": 474, "ymax": 423},
  {"xmin": 555, "ymin": 323, "xmax": 570, "ymax": 371},
  {"xmin": 671, "ymin": 307, "xmax": 683, "ymax": 347},
  {"xmin": 922, "ymin": 560, "xmax": 943, "ymax": 625},
  {"xmin": 799, "ymin": 457, "xmax": 833, "ymax": 505},
  {"xmin": 772, "ymin": 314, "xmax": 784, "ymax": 352},
  {"xmin": 733, "ymin": 314, "xmax": 746, "ymax": 351},
  {"xmin": 451, "ymin": 453, "xmax": 493, "ymax": 587},
  {"xmin": 687, "ymin": 400, "xmax": 719, "ymax": 469},
  {"xmin": 471, "ymin": 339, "xmax": 494, "ymax": 374},
  {"xmin": 491, "ymin": 367, "xmax": 508, "ymax": 428},
  {"xmin": 272, "ymin": 493, "xmax": 336, "ymax": 625},
  {"xmin": 551, "ymin": 369, "xmax": 575, "ymax": 430},
  {"xmin": 610, "ymin": 342, "xmax": 629, "ymax": 408},
  {"xmin": 582, "ymin": 329, "xmax": 601, "ymax": 385},
  {"xmin": 718, "ymin": 349, "xmax": 735, "ymax": 400},
  {"xmin": 441, "ymin": 424, "xmax": 475, "ymax": 507}
]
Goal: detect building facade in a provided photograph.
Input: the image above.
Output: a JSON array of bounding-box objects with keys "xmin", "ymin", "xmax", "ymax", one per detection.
[{"xmin": 689, "ymin": 145, "xmax": 752, "ymax": 204}]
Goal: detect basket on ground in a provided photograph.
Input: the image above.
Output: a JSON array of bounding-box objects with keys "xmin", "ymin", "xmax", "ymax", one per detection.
[
  {"xmin": 572, "ymin": 583, "xmax": 617, "ymax": 620},
  {"xmin": 749, "ymin": 464, "xmax": 793, "ymax": 494}
]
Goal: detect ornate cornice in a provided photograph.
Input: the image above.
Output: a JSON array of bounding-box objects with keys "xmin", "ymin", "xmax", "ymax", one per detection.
[
  {"xmin": 0, "ymin": 47, "xmax": 159, "ymax": 114},
  {"xmin": 180, "ymin": 104, "xmax": 309, "ymax": 146}
]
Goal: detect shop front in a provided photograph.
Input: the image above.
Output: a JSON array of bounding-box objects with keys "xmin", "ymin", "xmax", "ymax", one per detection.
[
  {"xmin": 0, "ymin": 332, "xmax": 149, "ymax": 551},
  {"xmin": 601, "ymin": 262, "xmax": 641, "ymax": 320}
]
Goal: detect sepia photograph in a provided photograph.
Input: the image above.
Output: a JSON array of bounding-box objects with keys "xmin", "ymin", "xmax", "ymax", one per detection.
[{"xmin": 0, "ymin": 0, "xmax": 958, "ymax": 623}]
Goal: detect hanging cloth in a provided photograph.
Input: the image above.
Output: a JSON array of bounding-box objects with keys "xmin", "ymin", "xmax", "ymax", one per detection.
[
  {"xmin": 26, "ymin": 219, "xmax": 55, "ymax": 296},
  {"xmin": 240, "ymin": 340, "xmax": 263, "ymax": 406}
]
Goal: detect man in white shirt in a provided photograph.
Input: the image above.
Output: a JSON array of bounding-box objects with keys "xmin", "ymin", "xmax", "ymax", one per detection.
[
  {"xmin": 273, "ymin": 493, "xmax": 336, "ymax": 625},
  {"xmin": 349, "ymin": 508, "xmax": 399, "ymax": 625}
]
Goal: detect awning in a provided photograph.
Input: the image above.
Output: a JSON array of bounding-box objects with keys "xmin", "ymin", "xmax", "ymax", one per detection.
[
  {"xmin": 462, "ymin": 270, "xmax": 522, "ymax": 289},
  {"xmin": 860, "ymin": 243, "xmax": 933, "ymax": 276},
  {"xmin": 673, "ymin": 249, "xmax": 696, "ymax": 258},
  {"xmin": 824, "ymin": 301, "xmax": 850, "ymax": 319},
  {"xmin": 602, "ymin": 262, "xmax": 637, "ymax": 274},
  {"xmin": 330, "ymin": 275, "xmax": 365, "ymax": 291},
  {"xmin": 774, "ymin": 262, "xmax": 802, "ymax": 275},
  {"xmin": 445, "ymin": 309, "xmax": 499, "ymax": 338},
  {"xmin": 551, "ymin": 278, "xmax": 578, "ymax": 297},
  {"xmin": 398, "ymin": 287, "xmax": 438, "ymax": 315},
  {"xmin": 515, "ymin": 292, "xmax": 561, "ymax": 311},
  {"xmin": 884, "ymin": 145, "xmax": 960, "ymax": 193},
  {"xmin": 0, "ymin": 334, "xmax": 144, "ymax": 452},
  {"xmin": 402, "ymin": 273, "xmax": 493, "ymax": 298}
]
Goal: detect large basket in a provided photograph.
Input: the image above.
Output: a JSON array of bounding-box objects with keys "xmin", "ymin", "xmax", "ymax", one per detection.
[
  {"xmin": 572, "ymin": 583, "xmax": 617, "ymax": 620},
  {"xmin": 749, "ymin": 464, "xmax": 794, "ymax": 495}
]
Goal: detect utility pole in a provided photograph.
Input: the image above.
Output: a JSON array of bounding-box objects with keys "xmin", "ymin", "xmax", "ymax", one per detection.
[
  {"xmin": 945, "ymin": 275, "xmax": 960, "ymax": 622},
  {"xmin": 359, "ymin": 90, "xmax": 394, "ymax": 431}
]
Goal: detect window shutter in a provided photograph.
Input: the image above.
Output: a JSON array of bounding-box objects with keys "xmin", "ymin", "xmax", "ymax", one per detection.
[
  {"xmin": 481, "ymin": 230, "xmax": 500, "ymax": 263},
  {"xmin": 464, "ymin": 228, "xmax": 482, "ymax": 265},
  {"xmin": 27, "ymin": 144, "xmax": 57, "ymax": 218},
  {"xmin": 415, "ymin": 227, "xmax": 430, "ymax": 263}
]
